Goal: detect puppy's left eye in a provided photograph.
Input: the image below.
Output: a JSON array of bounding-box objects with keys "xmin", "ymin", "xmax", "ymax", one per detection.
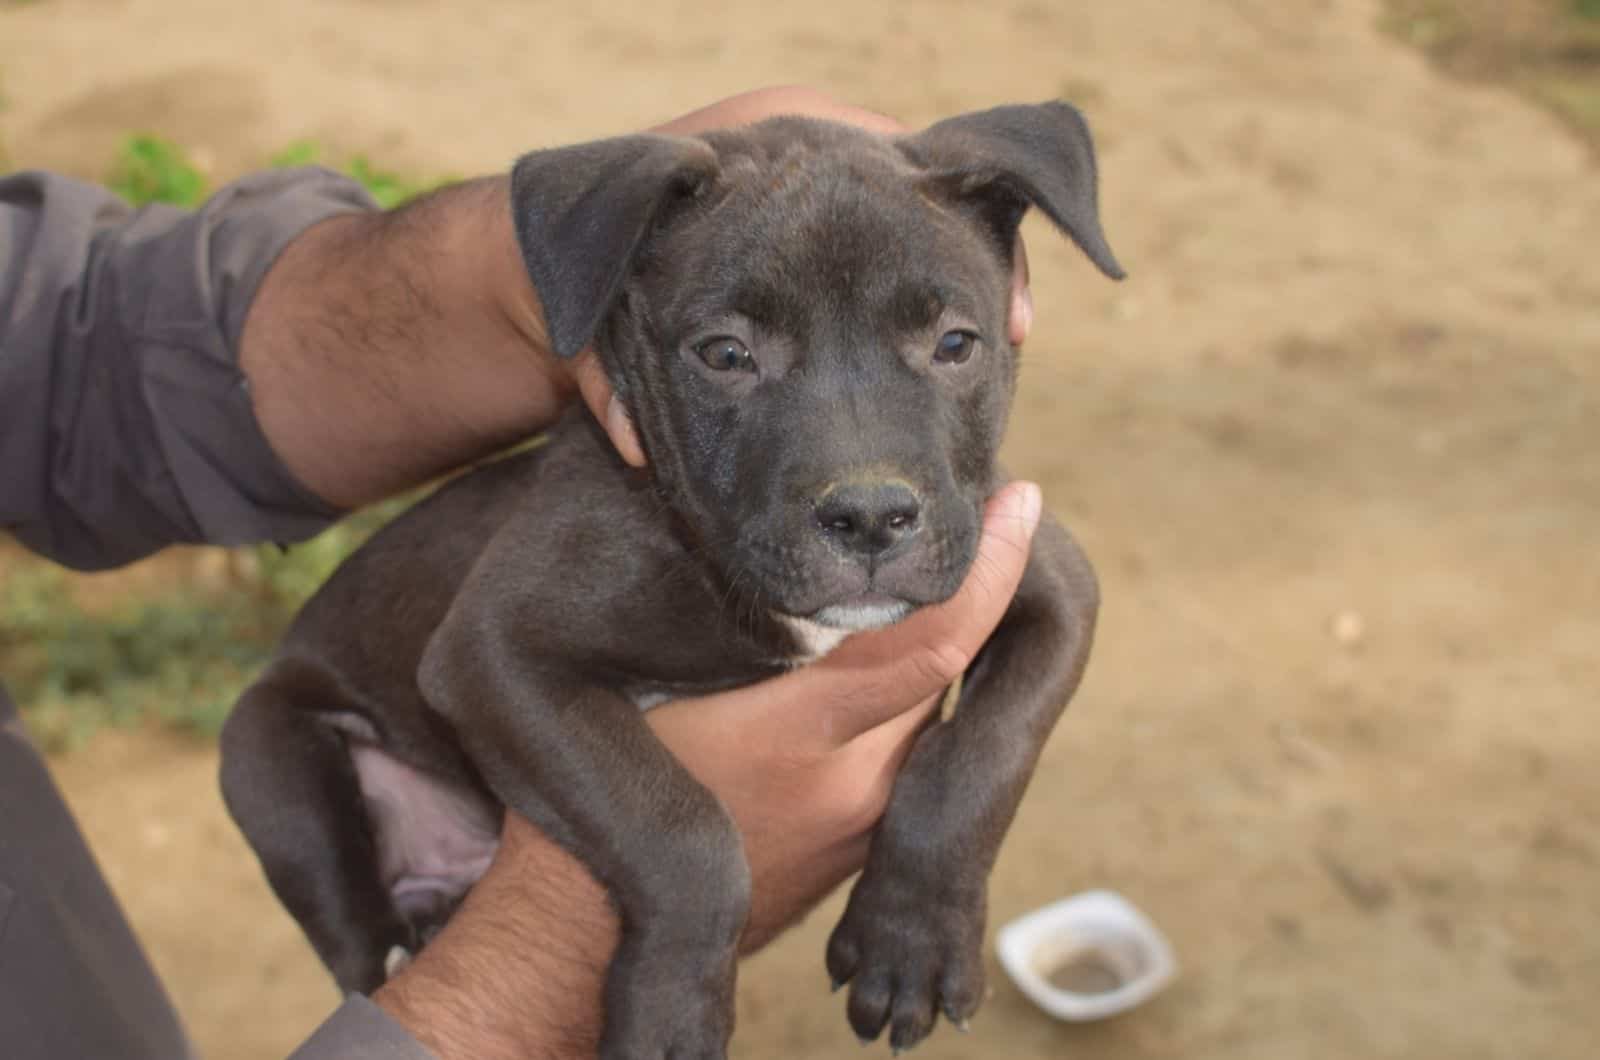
[
  {"xmin": 696, "ymin": 336, "xmax": 756, "ymax": 373},
  {"xmin": 933, "ymin": 329, "xmax": 978, "ymax": 365}
]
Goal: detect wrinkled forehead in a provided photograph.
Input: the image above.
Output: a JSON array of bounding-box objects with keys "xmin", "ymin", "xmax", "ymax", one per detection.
[{"xmin": 644, "ymin": 127, "xmax": 1012, "ymax": 338}]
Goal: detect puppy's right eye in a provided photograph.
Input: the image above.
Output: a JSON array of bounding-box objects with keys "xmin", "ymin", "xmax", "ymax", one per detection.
[
  {"xmin": 696, "ymin": 336, "xmax": 756, "ymax": 373},
  {"xmin": 933, "ymin": 329, "xmax": 978, "ymax": 365}
]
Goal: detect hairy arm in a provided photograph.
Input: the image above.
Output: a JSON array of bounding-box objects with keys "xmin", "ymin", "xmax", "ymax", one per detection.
[{"xmin": 238, "ymin": 175, "xmax": 558, "ymax": 509}]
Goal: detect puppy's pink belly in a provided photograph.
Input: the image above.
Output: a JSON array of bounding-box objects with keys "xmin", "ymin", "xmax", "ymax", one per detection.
[{"xmin": 348, "ymin": 744, "xmax": 499, "ymax": 916}]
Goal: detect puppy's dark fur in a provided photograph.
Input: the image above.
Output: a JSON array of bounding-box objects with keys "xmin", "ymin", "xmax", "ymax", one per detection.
[{"xmin": 220, "ymin": 102, "xmax": 1121, "ymax": 1058}]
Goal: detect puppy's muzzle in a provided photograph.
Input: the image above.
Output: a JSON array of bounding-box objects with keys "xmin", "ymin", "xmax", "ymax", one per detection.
[{"xmin": 814, "ymin": 480, "xmax": 923, "ymax": 562}]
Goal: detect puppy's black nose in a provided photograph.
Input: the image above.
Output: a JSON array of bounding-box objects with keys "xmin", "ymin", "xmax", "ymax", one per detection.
[{"xmin": 815, "ymin": 481, "xmax": 922, "ymax": 558}]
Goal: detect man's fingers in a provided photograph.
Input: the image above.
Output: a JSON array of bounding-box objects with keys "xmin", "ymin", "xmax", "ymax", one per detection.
[
  {"xmin": 572, "ymin": 352, "xmax": 646, "ymax": 467},
  {"xmin": 571, "ymin": 351, "xmax": 611, "ymax": 424},
  {"xmin": 1008, "ymin": 236, "xmax": 1033, "ymax": 347},
  {"xmin": 791, "ymin": 480, "xmax": 1043, "ymax": 746}
]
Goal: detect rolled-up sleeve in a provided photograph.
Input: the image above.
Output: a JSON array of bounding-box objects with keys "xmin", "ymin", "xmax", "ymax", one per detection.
[{"xmin": 0, "ymin": 168, "xmax": 375, "ymax": 570}]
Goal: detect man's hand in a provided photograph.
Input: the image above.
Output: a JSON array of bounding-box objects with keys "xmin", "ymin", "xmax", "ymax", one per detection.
[{"xmin": 375, "ymin": 480, "xmax": 1043, "ymax": 1060}]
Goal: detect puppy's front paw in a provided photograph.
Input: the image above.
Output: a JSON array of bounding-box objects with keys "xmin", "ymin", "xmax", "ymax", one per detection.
[
  {"xmin": 599, "ymin": 948, "xmax": 737, "ymax": 1060},
  {"xmin": 825, "ymin": 871, "xmax": 986, "ymax": 1053}
]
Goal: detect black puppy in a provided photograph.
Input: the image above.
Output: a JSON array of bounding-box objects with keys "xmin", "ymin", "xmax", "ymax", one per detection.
[{"xmin": 220, "ymin": 101, "xmax": 1122, "ymax": 1058}]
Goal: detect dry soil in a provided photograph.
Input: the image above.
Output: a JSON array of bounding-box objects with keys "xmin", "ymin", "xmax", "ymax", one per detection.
[{"xmin": 3, "ymin": 1, "xmax": 1597, "ymax": 1057}]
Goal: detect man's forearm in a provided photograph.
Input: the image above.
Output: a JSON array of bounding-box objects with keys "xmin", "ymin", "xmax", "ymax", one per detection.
[
  {"xmin": 240, "ymin": 176, "xmax": 567, "ymax": 510},
  {"xmin": 373, "ymin": 816, "xmax": 618, "ymax": 1060}
]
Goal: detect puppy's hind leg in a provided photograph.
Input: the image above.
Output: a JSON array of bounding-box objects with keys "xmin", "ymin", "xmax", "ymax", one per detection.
[{"xmin": 219, "ymin": 662, "xmax": 410, "ymax": 995}]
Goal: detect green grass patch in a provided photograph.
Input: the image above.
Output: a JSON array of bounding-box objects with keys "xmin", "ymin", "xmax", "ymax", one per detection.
[
  {"xmin": 107, "ymin": 135, "xmax": 208, "ymax": 207},
  {"xmin": 2, "ymin": 564, "xmax": 277, "ymax": 750},
  {"xmin": 107, "ymin": 134, "xmax": 449, "ymax": 208},
  {"xmin": 3, "ymin": 496, "xmax": 411, "ymax": 751}
]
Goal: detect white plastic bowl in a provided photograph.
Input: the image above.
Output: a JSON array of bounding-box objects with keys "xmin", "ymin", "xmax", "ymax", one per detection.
[{"xmin": 996, "ymin": 889, "xmax": 1177, "ymax": 1021}]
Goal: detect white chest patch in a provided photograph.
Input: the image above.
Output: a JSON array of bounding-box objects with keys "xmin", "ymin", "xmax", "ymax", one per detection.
[
  {"xmin": 627, "ymin": 689, "xmax": 675, "ymax": 712},
  {"xmin": 776, "ymin": 600, "xmax": 913, "ymax": 665},
  {"xmin": 776, "ymin": 614, "xmax": 854, "ymax": 664}
]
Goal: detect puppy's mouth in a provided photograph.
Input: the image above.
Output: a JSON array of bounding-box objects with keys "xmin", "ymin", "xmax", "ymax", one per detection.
[
  {"xmin": 806, "ymin": 593, "xmax": 914, "ymax": 632},
  {"xmin": 734, "ymin": 508, "xmax": 977, "ymax": 635}
]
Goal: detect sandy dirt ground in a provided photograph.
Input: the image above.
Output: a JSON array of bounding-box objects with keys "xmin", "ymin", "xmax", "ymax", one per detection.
[{"xmin": 4, "ymin": 0, "xmax": 1599, "ymax": 1057}]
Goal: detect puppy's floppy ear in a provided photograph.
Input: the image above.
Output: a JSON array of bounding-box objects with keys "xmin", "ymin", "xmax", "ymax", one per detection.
[
  {"xmin": 511, "ymin": 134, "xmax": 718, "ymax": 357},
  {"xmin": 900, "ymin": 101, "xmax": 1124, "ymax": 281}
]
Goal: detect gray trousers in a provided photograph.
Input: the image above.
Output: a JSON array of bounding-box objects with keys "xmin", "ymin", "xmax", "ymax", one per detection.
[
  {"xmin": 0, "ymin": 684, "xmax": 196, "ymax": 1059},
  {"xmin": 0, "ymin": 686, "xmax": 432, "ymax": 1059}
]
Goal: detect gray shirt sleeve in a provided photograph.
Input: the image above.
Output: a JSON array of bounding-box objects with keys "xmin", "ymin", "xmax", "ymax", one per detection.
[
  {"xmin": 289, "ymin": 996, "xmax": 440, "ymax": 1060},
  {"xmin": 0, "ymin": 171, "xmax": 440, "ymax": 1058},
  {"xmin": 0, "ymin": 168, "xmax": 375, "ymax": 570}
]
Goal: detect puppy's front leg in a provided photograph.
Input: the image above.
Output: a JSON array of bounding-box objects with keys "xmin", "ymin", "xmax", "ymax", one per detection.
[
  {"xmin": 826, "ymin": 517, "xmax": 1099, "ymax": 1053},
  {"xmin": 420, "ymin": 604, "xmax": 748, "ymax": 1060}
]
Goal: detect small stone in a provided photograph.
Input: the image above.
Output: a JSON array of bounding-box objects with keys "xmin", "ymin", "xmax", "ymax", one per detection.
[{"xmin": 1330, "ymin": 609, "xmax": 1365, "ymax": 646}]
